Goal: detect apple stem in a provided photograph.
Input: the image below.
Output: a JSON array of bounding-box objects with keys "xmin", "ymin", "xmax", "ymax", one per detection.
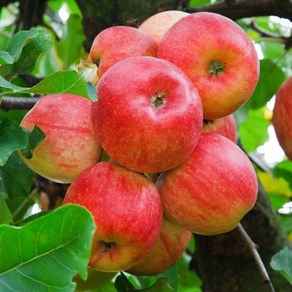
[
  {"xmin": 151, "ymin": 91, "xmax": 168, "ymax": 109},
  {"xmin": 208, "ymin": 61, "xmax": 225, "ymax": 76}
]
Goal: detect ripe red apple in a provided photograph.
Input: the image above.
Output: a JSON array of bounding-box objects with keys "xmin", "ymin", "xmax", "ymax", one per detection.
[
  {"xmin": 88, "ymin": 26, "xmax": 157, "ymax": 78},
  {"xmin": 273, "ymin": 76, "xmax": 292, "ymax": 160},
  {"xmin": 126, "ymin": 216, "xmax": 191, "ymax": 276},
  {"xmin": 202, "ymin": 114, "xmax": 237, "ymax": 143},
  {"xmin": 139, "ymin": 10, "xmax": 189, "ymax": 45},
  {"xmin": 157, "ymin": 133, "xmax": 258, "ymax": 235},
  {"xmin": 63, "ymin": 161, "xmax": 163, "ymax": 272},
  {"xmin": 91, "ymin": 56, "xmax": 203, "ymax": 174},
  {"xmin": 157, "ymin": 12, "xmax": 259, "ymax": 119},
  {"xmin": 19, "ymin": 94, "xmax": 102, "ymax": 183}
]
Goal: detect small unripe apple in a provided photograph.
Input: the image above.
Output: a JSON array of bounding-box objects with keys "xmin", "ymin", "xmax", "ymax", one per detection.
[
  {"xmin": 139, "ymin": 10, "xmax": 189, "ymax": 45},
  {"xmin": 19, "ymin": 94, "xmax": 102, "ymax": 183},
  {"xmin": 202, "ymin": 114, "xmax": 237, "ymax": 143},
  {"xmin": 157, "ymin": 133, "xmax": 258, "ymax": 235},
  {"xmin": 88, "ymin": 26, "xmax": 157, "ymax": 78},
  {"xmin": 273, "ymin": 76, "xmax": 292, "ymax": 160},
  {"xmin": 126, "ymin": 216, "xmax": 191, "ymax": 276},
  {"xmin": 63, "ymin": 161, "xmax": 163, "ymax": 272},
  {"xmin": 157, "ymin": 12, "xmax": 259, "ymax": 119},
  {"xmin": 91, "ymin": 56, "xmax": 203, "ymax": 174}
]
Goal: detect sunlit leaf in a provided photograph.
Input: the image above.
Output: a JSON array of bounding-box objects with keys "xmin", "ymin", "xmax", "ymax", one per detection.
[
  {"xmin": 273, "ymin": 160, "xmax": 292, "ymax": 189},
  {"xmin": 0, "ymin": 193, "xmax": 13, "ymax": 224},
  {"xmin": 270, "ymin": 247, "xmax": 292, "ymax": 285},
  {"xmin": 0, "ymin": 118, "xmax": 27, "ymax": 166},
  {"xmin": 0, "ymin": 204, "xmax": 96, "ymax": 291}
]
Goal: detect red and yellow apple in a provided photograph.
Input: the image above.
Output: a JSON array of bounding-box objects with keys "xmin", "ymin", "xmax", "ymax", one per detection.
[
  {"xmin": 126, "ymin": 216, "xmax": 191, "ymax": 276},
  {"xmin": 272, "ymin": 76, "xmax": 292, "ymax": 160},
  {"xmin": 91, "ymin": 56, "xmax": 203, "ymax": 174},
  {"xmin": 202, "ymin": 114, "xmax": 237, "ymax": 143},
  {"xmin": 157, "ymin": 133, "xmax": 258, "ymax": 235},
  {"xmin": 139, "ymin": 10, "xmax": 189, "ymax": 45},
  {"xmin": 157, "ymin": 12, "xmax": 259, "ymax": 119},
  {"xmin": 88, "ymin": 26, "xmax": 157, "ymax": 79},
  {"xmin": 63, "ymin": 161, "xmax": 163, "ymax": 272},
  {"xmin": 18, "ymin": 94, "xmax": 102, "ymax": 183}
]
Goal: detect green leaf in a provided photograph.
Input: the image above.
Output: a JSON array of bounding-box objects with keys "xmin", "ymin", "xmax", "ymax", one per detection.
[
  {"xmin": 115, "ymin": 273, "xmax": 136, "ymax": 292},
  {"xmin": 57, "ymin": 14, "xmax": 85, "ymax": 68},
  {"xmin": 238, "ymin": 108, "xmax": 270, "ymax": 152},
  {"xmin": 273, "ymin": 160, "xmax": 292, "ymax": 189},
  {"xmin": 0, "ymin": 152, "xmax": 34, "ymax": 199},
  {"xmin": 0, "ymin": 51, "xmax": 14, "ymax": 65},
  {"xmin": 0, "ymin": 118, "xmax": 28, "ymax": 166},
  {"xmin": 270, "ymin": 247, "xmax": 292, "ymax": 285},
  {"xmin": 142, "ymin": 278, "xmax": 174, "ymax": 292},
  {"xmin": 0, "ymin": 204, "xmax": 96, "ymax": 291},
  {"xmin": 0, "ymin": 27, "xmax": 53, "ymax": 78},
  {"xmin": 0, "ymin": 193, "xmax": 13, "ymax": 224},
  {"xmin": 21, "ymin": 126, "xmax": 46, "ymax": 159},
  {"xmin": 249, "ymin": 59, "xmax": 286, "ymax": 109}
]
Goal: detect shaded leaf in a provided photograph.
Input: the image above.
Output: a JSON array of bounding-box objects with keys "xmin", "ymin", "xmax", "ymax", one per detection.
[
  {"xmin": 0, "ymin": 118, "xmax": 28, "ymax": 166},
  {"xmin": 270, "ymin": 247, "xmax": 292, "ymax": 285},
  {"xmin": 115, "ymin": 273, "xmax": 136, "ymax": 292},
  {"xmin": 0, "ymin": 193, "xmax": 13, "ymax": 224},
  {"xmin": 142, "ymin": 278, "xmax": 174, "ymax": 292},
  {"xmin": 0, "ymin": 204, "xmax": 96, "ymax": 291},
  {"xmin": 249, "ymin": 59, "xmax": 286, "ymax": 109},
  {"xmin": 273, "ymin": 160, "xmax": 292, "ymax": 189}
]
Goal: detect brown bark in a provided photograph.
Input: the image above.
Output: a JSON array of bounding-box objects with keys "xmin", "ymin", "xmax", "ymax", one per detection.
[{"xmin": 190, "ymin": 183, "xmax": 291, "ymax": 292}]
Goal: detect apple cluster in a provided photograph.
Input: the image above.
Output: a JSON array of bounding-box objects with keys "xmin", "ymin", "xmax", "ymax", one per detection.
[{"xmin": 19, "ymin": 11, "xmax": 260, "ymax": 275}]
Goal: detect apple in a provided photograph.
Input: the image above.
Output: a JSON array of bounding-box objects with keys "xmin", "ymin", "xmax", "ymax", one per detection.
[
  {"xmin": 126, "ymin": 216, "xmax": 191, "ymax": 276},
  {"xmin": 139, "ymin": 10, "xmax": 189, "ymax": 45},
  {"xmin": 91, "ymin": 56, "xmax": 203, "ymax": 174},
  {"xmin": 87, "ymin": 26, "xmax": 157, "ymax": 79},
  {"xmin": 63, "ymin": 161, "xmax": 163, "ymax": 272},
  {"xmin": 18, "ymin": 94, "xmax": 102, "ymax": 183},
  {"xmin": 272, "ymin": 76, "xmax": 292, "ymax": 160},
  {"xmin": 202, "ymin": 114, "xmax": 237, "ymax": 143},
  {"xmin": 157, "ymin": 12, "xmax": 259, "ymax": 119},
  {"xmin": 157, "ymin": 133, "xmax": 258, "ymax": 235}
]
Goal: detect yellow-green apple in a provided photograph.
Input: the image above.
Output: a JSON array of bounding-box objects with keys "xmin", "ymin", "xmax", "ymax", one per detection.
[
  {"xmin": 273, "ymin": 76, "xmax": 292, "ymax": 160},
  {"xmin": 139, "ymin": 10, "xmax": 189, "ymax": 45},
  {"xmin": 91, "ymin": 56, "xmax": 203, "ymax": 174},
  {"xmin": 202, "ymin": 114, "xmax": 237, "ymax": 143},
  {"xmin": 63, "ymin": 161, "xmax": 163, "ymax": 272},
  {"xmin": 87, "ymin": 26, "xmax": 157, "ymax": 79},
  {"xmin": 157, "ymin": 12, "xmax": 259, "ymax": 119},
  {"xmin": 126, "ymin": 216, "xmax": 191, "ymax": 276},
  {"xmin": 18, "ymin": 94, "xmax": 102, "ymax": 183},
  {"xmin": 157, "ymin": 133, "xmax": 258, "ymax": 235}
]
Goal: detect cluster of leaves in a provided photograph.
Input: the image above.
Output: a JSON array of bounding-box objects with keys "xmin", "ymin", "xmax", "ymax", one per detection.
[{"xmin": 0, "ymin": 0, "xmax": 292, "ymax": 291}]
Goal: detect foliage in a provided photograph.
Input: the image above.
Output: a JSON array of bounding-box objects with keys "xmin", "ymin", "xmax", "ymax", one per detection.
[{"xmin": 0, "ymin": 0, "xmax": 292, "ymax": 291}]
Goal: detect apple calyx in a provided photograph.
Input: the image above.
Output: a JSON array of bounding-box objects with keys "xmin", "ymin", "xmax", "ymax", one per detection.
[
  {"xmin": 208, "ymin": 61, "xmax": 225, "ymax": 76},
  {"xmin": 203, "ymin": 119, "xmax": 215, "ymax": 125},
  {"xmin": 100, "ymin": 240, "xmax": 116, "ymax": 252},
  {"xmin": 151, "ymin": 91, "xmax": 168, "ymax": 109}
]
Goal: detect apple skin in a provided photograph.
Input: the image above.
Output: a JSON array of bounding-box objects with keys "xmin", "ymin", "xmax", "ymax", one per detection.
[
  {"xmin": 91, "ymin": 56, "xmax": 203, "ymax": 174},
  {"xmin": 126, "ymin": 216, "xmax": 191, "ymax": 276},
  {"xmin": 272, "ymin": 76, "xmax": 292, "ymax": 160},
  {"xmin": 63, "ymin": 161, "xmax": 163, "ymax": 272},
  {"xmin": 157, "ymin": 133, "xmax": 258, "ymax": 235},
  {"xmin": 157, "ymin": 12, "xmax": 259, "ymax": 119},
  {"xmin": 18, "ymin": 94, "xmax": 102, "ymax": 183},
  {"xmin": 139, "ymin": 10, "xmax": 189, "ymax": 45},
  {"xmin": 88, "ymin": 26, "xmax": 157, "ymax": 78},
  {"xmin": 202, "ymin": 114, "xmax": 237, "ymax": 143}
]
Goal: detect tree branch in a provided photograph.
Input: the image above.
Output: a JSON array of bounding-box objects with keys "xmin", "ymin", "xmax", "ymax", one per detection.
[
  {"xmin": 185, "ymin": 0, "xmax": 292, "ymax": 21},
  {"xmin": 237, "ymin": 223, "xmax": 275, "ymax": 292},
  {"xmin": 0, "ymin": 96, "xmax": 39, "ymax": 111}
]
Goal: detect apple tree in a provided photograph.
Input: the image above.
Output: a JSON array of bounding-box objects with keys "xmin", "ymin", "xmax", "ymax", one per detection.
[{"xmin": 0, "ymin": 0, "xmax": 292, "ymax": 291}]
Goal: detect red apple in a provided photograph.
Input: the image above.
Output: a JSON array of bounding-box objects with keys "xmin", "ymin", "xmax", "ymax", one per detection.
[
  {"xmin": 157, "ymin": 12, "xmax": 259, "ymax": 119},
  {"xmin": 19, "ymin": 94, "xmax": 102, "ymax": 183},
  {"xmin": 88, "ymin": 26, "xmax": 157, "ymax": 78},
  {"xmin": 157, "ymin": 133, "xmax": 258, "ymax": 235},
  {"xmin": 63, "ymin": 161, "xmax": 163, "ymax": 272},
  {"xmin": 202, "ymin": 114, "xmax": 237, "ymax": 143},
  {"xmin": 139, "ymin": 10, "xmax": 189, "ymax": 45},
  {"xmin": 91, "ymin": 56, "xmax": 203, "ymax": 174},
  {"xmin": 126, "ymin": 216, "xmax": 191, "ymax": 276},
  {"xmin": 273, "ymin": 76, "xmax": 292, "ymax": 160}
]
